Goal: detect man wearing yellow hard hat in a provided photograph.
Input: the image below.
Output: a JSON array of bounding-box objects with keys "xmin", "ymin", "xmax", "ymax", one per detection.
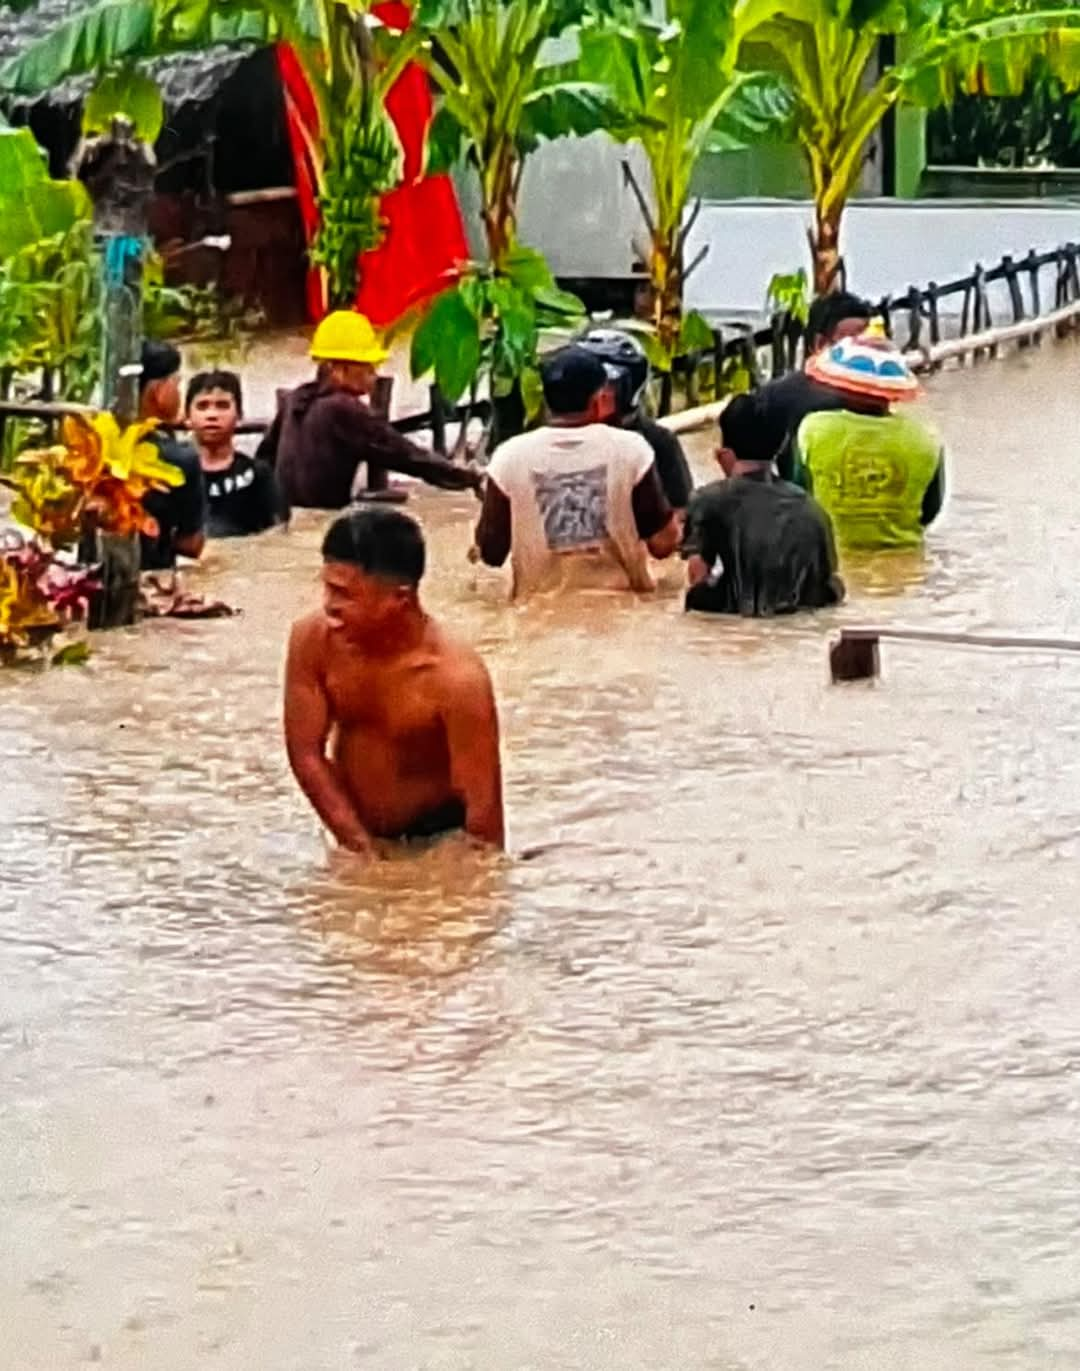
[{"xmin": 257, "ymin": 311, "xmax": 482, "ymax": 509}]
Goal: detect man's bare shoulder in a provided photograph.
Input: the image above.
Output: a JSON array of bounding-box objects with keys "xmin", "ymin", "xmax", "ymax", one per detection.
[
  {"xmin": 424, "ymin": 621, "xmax": 494, "ymax": 695},
  {"xmin": 288, "ymin": 610, "xmax": 331, "ymax": 660}
]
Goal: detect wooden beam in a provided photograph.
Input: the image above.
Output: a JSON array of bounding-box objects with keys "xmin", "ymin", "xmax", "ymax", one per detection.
[{"xmin": 830, "ymin": 625, "xmax": 1080, "ymax": 683}]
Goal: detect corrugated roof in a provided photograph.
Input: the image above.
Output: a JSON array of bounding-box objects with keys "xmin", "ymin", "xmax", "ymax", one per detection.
[{"xmin": 0, "ymin": 0, "xmax": 254, "ymax": 109}]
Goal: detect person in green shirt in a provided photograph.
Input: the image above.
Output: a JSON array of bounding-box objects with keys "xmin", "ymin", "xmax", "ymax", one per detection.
[{"xmin": 792, "ymin": 320, "xmax": 945, "ymax": 552}]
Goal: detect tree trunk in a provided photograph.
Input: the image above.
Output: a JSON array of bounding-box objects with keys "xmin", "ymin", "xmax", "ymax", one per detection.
[
  {"xmin": 482, "ymin": 140, "xmax": 520, "ymax": 271},
  {"xmin": 650, "ymin": 226, "xmax": 682, "ymax": 365},
  {"xmin": 811, "ymin": 200, "xmax": 845, "ymax": 297}
]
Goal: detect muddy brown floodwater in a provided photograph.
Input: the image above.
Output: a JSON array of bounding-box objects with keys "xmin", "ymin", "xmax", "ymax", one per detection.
[{"xmin": 4, "ymin": 345, "xmax": 1080, "ymax": 1370}]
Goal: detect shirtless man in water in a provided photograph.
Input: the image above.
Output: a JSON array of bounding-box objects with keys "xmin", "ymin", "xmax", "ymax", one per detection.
[{"xmin": 284, "ymin": 507, "xmax": 504, "ymax": 855}]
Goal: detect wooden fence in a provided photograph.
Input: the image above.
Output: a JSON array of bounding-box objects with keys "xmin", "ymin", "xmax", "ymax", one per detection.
[{"xmin": 4, "ymin": 241, "xmax": 1080, "ymax": 449}]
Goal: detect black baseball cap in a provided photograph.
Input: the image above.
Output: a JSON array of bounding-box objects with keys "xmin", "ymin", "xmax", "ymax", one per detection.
[{"xmin": 540, "ymin": 346, "xmax": 612, "ymax": 416}]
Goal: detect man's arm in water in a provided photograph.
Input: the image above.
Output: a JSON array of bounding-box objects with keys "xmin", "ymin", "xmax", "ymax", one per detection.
[
  {"xmin": 442, "ymin": 652, "xmax": 505, "ymax": 849},
  {"xmin": 921, "ymin": 450, "xmax": 946, "ymax": 527},
  {"xmin": 474, "ymin": 477, "xmax": 512, "ymax": 567},
  {"xmin": 284, "ymin": 618, "xmax": 374, "ymax": 855},
  {"xmin": 329, "ymin": 398, "xmax": 482, "ymax": 494},
  {"xmin": 632, "ymin": 463, "xmax": 679, "ymax": 559}
]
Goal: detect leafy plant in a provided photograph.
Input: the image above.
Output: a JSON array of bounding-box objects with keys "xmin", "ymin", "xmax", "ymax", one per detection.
[
  {"xmin": 0, "ymin": 533, "xmax": 99, "ymax": 665},
  {"xmin": 735, "ymin": 0, "xmax": 1080, "ymax": 294},
  {"xmin": 0, "ymin": 126, "xmax": 91, "ymax": 259},
  {"xmin": 417, "ymin": 0, "xmax": 646, "ymax": 271},
  {"xmin": 574, "ymin": 0, "xmax": 792, "ymax": 367},
  {"xmin": 3, "ymin": 222, "xmax": 102, "ymax": 403},
  {"xmin": 927, "ymin": 61, "xmax": 1080, "ymax": 166},
  {"xmin": 83, "ymin": 65, "xmax": 165, "ymax": 142},
  {"xmin": 411, "ymin": 244, "xmax": 584, "ymax": 429},
  {"xmin": 3, "ymin": 413, "xmax": 183, "ymax": 550},
  {"xmin": 766, "ymin": 268, "xmax": 810, "ymax": 326}
]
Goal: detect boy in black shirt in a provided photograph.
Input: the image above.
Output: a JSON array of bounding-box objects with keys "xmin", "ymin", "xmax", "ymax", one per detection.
[
  {"xmin": 682, "ymin": 392, "xmax": 844, "ymax": 617},
  {"xmin": 187, "ymin": 370, "xmax": 286, "ymax": 538}
]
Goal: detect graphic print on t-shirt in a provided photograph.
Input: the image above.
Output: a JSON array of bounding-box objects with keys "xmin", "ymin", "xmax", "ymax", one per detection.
[
  {"xmin": 530, "ymin": 464, "xmax": 609, "ymax": 552},
  {"xmin": 207, "ymin": 465, "xmax": 256, "ymax": 500}
]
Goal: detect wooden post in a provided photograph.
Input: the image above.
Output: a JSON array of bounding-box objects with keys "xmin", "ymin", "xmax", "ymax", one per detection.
[
  {"xmin": 1026, "ymin": 248, "xmax": 1042, "ymax": 345},
  {"xmin": 906, "ymin": 286, "xmax": 922, "ymax": 354},
  {"xmin": 75, "ymin": 116, "xmax": 156, "ymax": 628},
  {"xmin": 711, "ymin": 325, "xmax": 725, "ymax": 396},
  {"xmin": 926, "ymin": 283, "xmax": 941, "ymax": 369},
  {"xmin": 770, "ymin": 312, "xmax": 785, "ymax": 379},
  {"xmin": 429, "ymin": 384, "xmax": 448, "ymax": 456}
]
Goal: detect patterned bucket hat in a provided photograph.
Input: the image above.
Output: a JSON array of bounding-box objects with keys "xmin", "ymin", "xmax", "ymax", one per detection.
[{"xmin": 806, "ymin": 317, "xmax": 921, "ymax": 403}]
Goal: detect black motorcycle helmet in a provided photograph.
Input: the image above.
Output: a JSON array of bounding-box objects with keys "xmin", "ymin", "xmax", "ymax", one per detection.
[{"xmin": 576, "ymin": 328, "xmax": 650, "ymax": 420}]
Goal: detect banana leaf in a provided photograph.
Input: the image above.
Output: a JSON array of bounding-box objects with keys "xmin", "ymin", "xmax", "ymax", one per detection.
[{"xmin": 0, "ymin": 128, "xmax": 91, "ymax": 259}]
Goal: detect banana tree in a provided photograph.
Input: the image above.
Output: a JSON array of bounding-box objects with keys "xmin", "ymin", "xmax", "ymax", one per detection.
[
  {"xmin": 735, "ymin": 0, "xmax": 1080, "ymax": 295},
  {"xmin": 0, "ymin": 0, "xmax": 419, "ymax": 304},
  {"xmin": 407, "ymin": 0, "xmax": 643, "ymax": 441},
  {"xmin": 415, "ymin": 0, "xmax": 645, "ymax": 271},
  {"xmin": 575, "ymin": 0, "xmax": 793, "ymax": 366}
]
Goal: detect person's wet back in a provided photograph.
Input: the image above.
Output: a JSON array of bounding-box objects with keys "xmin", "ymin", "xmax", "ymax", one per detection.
[
  {"xmin": 682, "ymin": 393, "xmax": 844, "ymax": 617},
  {"xmin": 473, "ymin": 346, "xmax": 680, "ymax": 598},
  {"xmin": 187, "ymin": 370, "xmax": 286, "ymax": 538},
  {"xmin": 794, "ymin": 319, "xmax": 946, "ymax": 552},
  {"xmin": 257, "ymin": 311, "xmax": 482, "ymax": 510},
  {"xmin": 284, "ymin": 507, "xmax": 504, "ymax": 855}
]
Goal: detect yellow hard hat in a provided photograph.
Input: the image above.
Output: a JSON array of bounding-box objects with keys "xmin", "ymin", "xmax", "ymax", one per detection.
[{"xmin": 310, "ymin": 311, "xmax": 388, "ymax": 366}]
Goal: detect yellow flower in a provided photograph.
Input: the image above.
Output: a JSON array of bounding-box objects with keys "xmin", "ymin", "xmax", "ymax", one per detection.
[{"xmin": 60, "ymin": 414, "xmax": 184, "ymax": 489}]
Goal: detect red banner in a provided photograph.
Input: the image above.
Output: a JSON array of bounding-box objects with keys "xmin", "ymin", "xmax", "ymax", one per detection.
[{"xmin": 276, "ymin": 1, "xmax": 467, "ymax": 325}]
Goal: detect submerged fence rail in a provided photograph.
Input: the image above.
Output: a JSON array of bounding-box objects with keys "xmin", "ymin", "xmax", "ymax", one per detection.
[
  {"xmin": 694, "ymin": 240, "xmax": 1080, "ymax": 410},
  {"xmin": 3, "ymin": 241, "xmax": 1080, "ymax": 450}
]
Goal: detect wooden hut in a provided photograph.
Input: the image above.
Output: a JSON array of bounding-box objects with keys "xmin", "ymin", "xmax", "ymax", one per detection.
[{"xmin": 0, "ymin": 2, "xmax": 308, "ymax": 326}]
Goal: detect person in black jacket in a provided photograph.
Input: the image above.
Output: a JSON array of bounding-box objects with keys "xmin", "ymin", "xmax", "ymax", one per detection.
[
  {"xmin": 256, "ymin": 311, "xmax": 482, "ymax": 510},
  {"xmin": 576, "ymin": 328, "xmax": 694, "ymax": 511},
  {"xmin": 139, "ymin": 341, "xmax": 207, "ymax": 571},
  {"xmin": 682, "ymin": 392, "xmax": 844, "ymax": 617},
  {"xmin": 755, "ymin": 291, "xmax": 875, "ymax": 479}
]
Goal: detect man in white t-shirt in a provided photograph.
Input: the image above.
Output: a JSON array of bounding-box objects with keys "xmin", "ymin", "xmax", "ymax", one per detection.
[{"xmin": 473, "ymin": 348, "xmax": 679, "ymax": 597}]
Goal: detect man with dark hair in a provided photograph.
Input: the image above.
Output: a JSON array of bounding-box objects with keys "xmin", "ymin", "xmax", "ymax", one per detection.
[
  {"xmin": 576, "ymin": 327, "xmax": 694, "ymax": 511},
  {"xmin": 681, "ymin": 393, "xmax": 844, "ymax": 616},
  {"xmin": 139, "ymin": 340, "xmax": 207, "ymax": 570},
  {"xmin": 754, "ymin": 290, "xmax": 875, "ymax": 478},
  {"xmin": 473, "ymin": 346, "xmax": 679, "ymax": 597},
  {"xmin": 186, "ymin": 370, "xmax": 285, "ymax": 538},
  {"xmin": 257, "ymin": 310, "xmax": 482, "ymax": 509},
  {"xmin": 284, "ymin": 507, "xmax": 504, "ymax": 855}
]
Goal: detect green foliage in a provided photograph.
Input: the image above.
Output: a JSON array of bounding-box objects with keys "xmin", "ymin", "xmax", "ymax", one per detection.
[
  {"xmin": 927, "ymin": 63, "xmax": 1080, "ymax": 166},
  {"xmin": 0, "ymin": 127, "xmax": 91, "ymax": 259},
  {"xmin": 83, "ymin": 66, "xmax": 165, "ymax": 141},
  {"xmin": 766, "ymin": 268, "xmax": 810, "ymax": 325},
  {"xmin": 0, "ymin": 1, "xmax": 417, "ymax": 302},
  {"xmin": 142, "ymin": 253, "xmax": 265, "ymax": 357},
  {"xmin": 734, "ymin": 0, "xmax": 1080, "ymax": 289},
  {"xmin": 0, "ymin": 222, "xmax": 101, "ymax": 409},
  {"xmin": 415, "ymin": 0, "xmax": 650, "ymax": 266},
  {"xmin": 574, "ymin": 1, "xmax": 790, "ymax": 358},
  {"xmin": 410, "ymin": 244, "xmax": 584, "ymax": 407},
  {"xmin": 679, "ymin": 310, "xmax": 716, "ymax": 352}
]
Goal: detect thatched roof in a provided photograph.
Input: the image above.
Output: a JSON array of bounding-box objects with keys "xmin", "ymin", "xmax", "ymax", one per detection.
[{"xmin": 0, "ymin": 0, "xmax": 253, "ymax": 109}]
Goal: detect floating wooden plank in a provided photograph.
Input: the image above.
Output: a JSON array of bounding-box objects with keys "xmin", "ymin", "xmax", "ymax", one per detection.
[{"xmin": 830, "ymin": 626, "xmax": 1080, "ymax": 683}]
